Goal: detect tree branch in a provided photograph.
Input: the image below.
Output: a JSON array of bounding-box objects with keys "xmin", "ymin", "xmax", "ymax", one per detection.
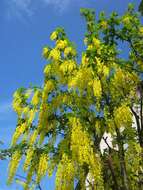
[{"xmin": 15, "ymin": 174, "xmax": 43, "ymax": 190}]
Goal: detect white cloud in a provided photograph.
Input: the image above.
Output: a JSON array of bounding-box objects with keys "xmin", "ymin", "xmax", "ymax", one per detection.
[
  {"xmin": 0, "ymin": 101, "xmax": 14, "ymax": 122},
  {"xmin": 0, "ymin": 101, "xmax": 12, "ymax": 114},
  {"xmin": 4, "ymin": 0, "xmax": 88, "ymax": 20},
  {"xmin": 43, "ymin": 0, "xmax": 70, "ymax": 12},
  {"xmin": 5, "ymin": 0, "xmax": 33, "ymax": 21}
]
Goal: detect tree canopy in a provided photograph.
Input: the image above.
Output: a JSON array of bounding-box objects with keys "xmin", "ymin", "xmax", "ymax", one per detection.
[
  {"xmin": 138, "ymin": 0, "xmax": 143, "ymax": 15},
  {"xmin": 7, "ymin": 4, "xmax": 143, "ymax": 190}
]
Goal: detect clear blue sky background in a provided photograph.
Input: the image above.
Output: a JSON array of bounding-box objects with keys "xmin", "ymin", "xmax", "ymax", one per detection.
[{"xmin": 0, "ymin": 0, "xmax": 140, "ymax": 189}]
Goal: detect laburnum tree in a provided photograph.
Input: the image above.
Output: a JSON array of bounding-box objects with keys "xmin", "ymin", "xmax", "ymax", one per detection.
[
  {"xmin": 139, "ymin": 0, "xmax": 143, "ymax": 15},
  {"xmin": 7, "ymin": 4, "xmax": 143, "ymax": 190}
]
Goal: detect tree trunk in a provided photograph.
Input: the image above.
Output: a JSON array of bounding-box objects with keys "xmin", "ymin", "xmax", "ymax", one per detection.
[{"xmin": 116, "ymin": 127, "xmax": 130, "ymax": 190}]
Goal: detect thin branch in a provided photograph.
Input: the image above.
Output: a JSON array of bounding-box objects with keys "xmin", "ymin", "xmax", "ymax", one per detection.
[
  {"xmin": 130, "ymin": 106, "xmax": 143, "ymax": 146},
  {"xmin": 86, "ymin": 178, "xmax": 93, "ymax": 187},
  {"xmin": 102, "ymin": 137, "xmax": 112, "ymax": 151},
  {"xmin": 15, "ymin": 174, "xmax": 43, "ymax": 190},
  {"xmin": 106, "ymin": 155, "xmax": 120, "ymax": 190}
]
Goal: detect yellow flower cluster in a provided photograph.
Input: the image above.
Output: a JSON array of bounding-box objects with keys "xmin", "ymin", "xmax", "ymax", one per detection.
[
  {"xmin": 59, "ymin": 60, "xmax": 76, "ymax": 74},
  {"xmin": 49, "ymin": 48, "xmax": 61, "ymax": 61},
  {"xmin": 114, "ymin": 103, "xmax": 132, "ymax": 128},
  {"xmin": 42, "ymin": 80, "xmax": 55, "ymax": 101},
  {"xmin": 87, "ymin": 44, "xmax": 94, "ymax": 50},
  {"xmin": 13, "ymin": 90, "xmax": 32, "ymax": 116},
  {"xmin": 29, "ymin": 129, "xmax": 39, "ymax": 145},
  {"xmin": 36, "ymin": 153, "xmax": 48, "ymax": 183},
  {"xmin": 56, "ymin": 40, "xmax": 68, "ymax": 49},
  {"xmin": 103, "ymin": 65, "xmax": 110, "ymax": 77},
  {"xmin": 42, "ymin": 47, "xmax": 49, "ymax": 58},
  {"xmin": 93, "ymin": 37, "xmax": 101, "ymax": 48},
  {"xmin": 125, "ymin": 142, "xmax": 142, "ymax": 189},
  {"xmin": 45, "ymin": 80, "xmax": 55, "ymax": 92},
  {"xmin": 95, "ymin": 57, "xmax": 110, "ymax": 77},
  {"xmin": 22, "ymin": 106, "xmax": 30, "ymax": 116},
  {"xmin": 55, "ymin": 153, "xmax": 75, "ymax": 190},
  {"xmin": 28, "ymin": 109, "xmax": 36, "ymax": 124},
  {"xmin": 111, "ymin": 68, "xmax": 126, "ymax": 99},
  {"xmin": 81, "ymin": 53, "xmax": 89, "ymax": 66},
  {"xmin": 137, "ymin": 59, "xmax": 143, "ymax": 70},
  {"xmin": 70, "ymin": 118, "xmax": 103, "ymax": 188},
  {"xmin": 100, "ymin": 20, "xmax": 108, "ymax": 29},
  {"xmin": 50, "ymin": 31, "xmax": 58, "ymax": 41},
  {"xmin": 68, "ymin": 67, "xmax": 93, "ymax": 90},
  {"xmin": 70, "ymin": 118, "xmax": 94, "ymax": 165},
  {"xmin": 88, "ymin": 163, "xmax": 103, "ymax": 190},
  {"xmin": 23, "ymin": 147, "xmax": 34, "ymax": 171},
  {"xmin": 111, "ymin": 67, "xmax": 138, "ymax": 101},
  {"xmin": 139, "ymin": 26, "xmax": 143, "ymax": 35},
  {"xmin": 122, "ymin": 15, "xmax": 130, "ymax": 24},
  {"xmin": 8, "ymin": 150, "xmax": 22, "ymax": 184},
  {"xmin": 93, "ymin": 78, "xmax": 102, "ymax": 98},
  {"xmin": 31, "ymin": 90, "xmax": 40, "ymax": 106},
  {"xmin": 64, "ymin": 47, "xmax": 76, "ymax": 57},
  {"xmin": 11, "ymin": 122, "xmax": 27, "ymax": 146},
  {"xmin": 44, "ymin": 64, "xmax": 53, "ymax": 77},
  {"xmin": 13, "ymin": 92, "xmax": 23, "ymax": 115}
]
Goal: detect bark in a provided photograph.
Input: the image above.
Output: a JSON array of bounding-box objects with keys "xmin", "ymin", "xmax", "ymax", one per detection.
[{"xmin": 116, "ymin": 127, "xmax": 130, "ymax": 190}]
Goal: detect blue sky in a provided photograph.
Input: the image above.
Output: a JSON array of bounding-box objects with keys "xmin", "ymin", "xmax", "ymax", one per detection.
[{"xmin": 0, "ymin": 0, "xmax": 140, "ymax": 189}]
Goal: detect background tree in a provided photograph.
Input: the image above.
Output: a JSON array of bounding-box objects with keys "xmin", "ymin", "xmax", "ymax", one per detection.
[
  {"xmin": 138, "ymin": 0, "xmax": 143, "ymax": 15},
  {"xmin": 7, "ymin": 4, "xmax": 143, "ymax": 190}
]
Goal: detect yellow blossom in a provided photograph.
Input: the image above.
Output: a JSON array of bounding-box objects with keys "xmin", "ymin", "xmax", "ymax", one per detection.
[
  {"xmin": 93, "ymin": 38, "xmax": 101, "ymax": 48},
  {"xmin": 31, "ymin": 90, "xmax": 40, "ymax": 106},
  {"xmin": 42, "ymin": 80, "xmax": 55, "ymax": 101},
  {"xmin": 42, "ymin": 47, "xmax": 49, "ymax": 58},
  {"xmin": 103, "ymin": 65, "xmax": 110, "ymax": 77},
  {"xmin": 23, "ymin": 148, "xmax": 35, "ymax": 171},
  {"xmin": 55, "ymin": 153, "xmax": 75, "ymax": 190},
  {"xmin": 50, "ymin": 31, "xmax": 58, "ymax": 41},
  {"xmin": 100, "ymin": 20, "xmax": 108, "ymax": 29},
  {"xmin": 139, "ymin": 26, "xmax": 143, "ymax": 35},
  {"xmin": 70, "ymin": 118, "xmax": 94, "ymax": 164},
  {"xmin": 59, "ymin": 60, "xmax": 76, "ymax": 74},
  {"xmin": 64, "ymin": 47, "xmax": 76, "ymax": 57},
  {"xmin": 49, "ymin": 48, "xmax": 61, "ymax": 61},
  {"xmin": 87, "ymin": 44, "xmax": 94, "ymax": 50},
  {"xmin": 114, "ymin": 103, "xmax": 132, "ymax": 127},
  {"xmin": 81, "ymin": 53, "xmax": 89, "ymax": 66},
  {"xmin": 56, "ymin": 40, "xmax": 67, "ymax": 49},
  {"xmin": 137, "ymin": 59, "xmax": 143, "ymax": 70},
  {"xmin": 122, "ymin": 16, "xmax": 130, "ymax": 24},
  {"xmin": 44, "ymin": 64, "xmax": 52, "ymax": 76},
  {"xmin": 13, "ymin": 99, "xmax": 23, "ymax": 115},
  {"xmin": 28, "ymin": 109, "xmax": 36, "ymax": 124},
  {"xmin": 22, "ymin": 106, "xmax": 30, "ymax": 116},
  {"xmin": 8, "ymin": 150, "xmax": 22, "ymax": 184},
  {"xmin": 36, "ymin": 153, "xmax": 48, "ymax": 183},
  {"xmin": 11, "ymin": 122, "xmax": 27, "ymax": 146},
  {"xmin": 93, "ymin": 79, "xmax": 102, "ymax": 98},
  {"xmin": 29, "ymin": 130, "xmax": 39, "ymax": 145}
]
